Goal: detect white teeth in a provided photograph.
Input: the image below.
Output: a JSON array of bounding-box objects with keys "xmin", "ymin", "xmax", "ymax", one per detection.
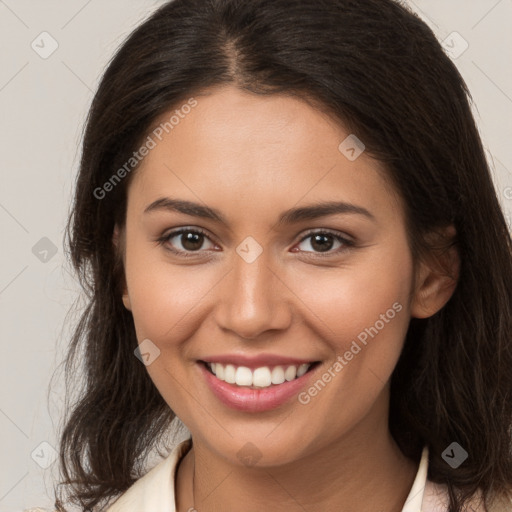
[
  {"xmin": 270, "ymin": 366, "xmax": 285, "ymax": 385},
  {"xmin": 235, "ymin": 366, "xmax": 253, "ymax": 386},
  {"xmin": 253, "ymin": 367, "xmax": 272, "ymax": 387},
  {"xmin": 215, "ymin": 363, "xmax": 224, "ymax": 380},
  {"xmin": 297, "ymin": 363, "xmax": 309, "ymax": 377},
  {"xmin": 224, "ymin": 364, "xmax": 236, "ymax": 384},
  {"xmin": 207, "ymin": 362, "xmax": 313, "ymax": 388},
  {"xmin": 284, "ymin": 365, "xmax": 297, "ymax": 381}
]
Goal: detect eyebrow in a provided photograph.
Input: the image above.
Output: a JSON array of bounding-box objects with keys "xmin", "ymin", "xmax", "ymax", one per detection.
[{"xmin": 143, "ymin": 197, "xmax": 376, "ymax": 225}]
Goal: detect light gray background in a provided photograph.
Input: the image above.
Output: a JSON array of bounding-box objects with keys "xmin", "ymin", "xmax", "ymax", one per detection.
[{"xmin": 0, "ymin": 1, "xmax": 511, "ymax": 510}]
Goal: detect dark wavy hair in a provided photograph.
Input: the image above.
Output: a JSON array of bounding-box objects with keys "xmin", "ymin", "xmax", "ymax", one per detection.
[{"xmin": 54, "ymin": 0, "xmax": 512, "ymax": 510}]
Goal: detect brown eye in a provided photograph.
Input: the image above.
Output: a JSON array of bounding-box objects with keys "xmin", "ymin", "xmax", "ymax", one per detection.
[
  {"xmin": 158, "ymin": 228, "xmax": 216, "ymax": 255},
  {"xmin": 309, "ymin": 233, "xmax": 335, "ymax": 252},
  {"xmin": 295, "ymin": 230, "xmax": 354, "ymax": 255},
  {"xmin": 178, "ymin": 231, "xmax": 205, "ymax": 251}
]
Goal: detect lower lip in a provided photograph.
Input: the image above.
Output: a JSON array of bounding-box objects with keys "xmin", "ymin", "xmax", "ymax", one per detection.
[{"xmin": 198, "ymin": 361, "xmax": 320, "ymax": 412}]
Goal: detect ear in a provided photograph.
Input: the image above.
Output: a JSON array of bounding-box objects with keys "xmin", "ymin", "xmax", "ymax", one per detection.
[
  {"xmin": 113, "ymin": 224, "xmax": 131, "ymax": 311},
  {"xmin": 410, "ymin": 225, "xmax": 460, "ymax": 319}
]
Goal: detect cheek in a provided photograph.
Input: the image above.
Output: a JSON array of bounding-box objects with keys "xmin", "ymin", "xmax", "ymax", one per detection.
[
  {"xmin": 290, "ymin": 252, "xmax": 413, "ymax": 440},
  {"xmin": 296, "ymin": 245, "xmax": 413, "ymax": 383},
  {"xmin": 301, "ymin": 252, "xmax": 411, "ymax": 336},
  {"xmin": 123, "ymin": 240, "xmax": 216, "ymax": 344}
]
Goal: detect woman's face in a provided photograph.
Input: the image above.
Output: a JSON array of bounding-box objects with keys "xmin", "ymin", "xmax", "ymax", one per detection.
[{"xmin": 118, "ymin": 84, "xmax": 428, "ymax": 466}]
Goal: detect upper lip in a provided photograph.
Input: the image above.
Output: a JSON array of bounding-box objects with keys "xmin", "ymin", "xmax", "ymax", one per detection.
[{"xmin": 200, "ymin": 353, "xmax": 320, "ymax": 369}]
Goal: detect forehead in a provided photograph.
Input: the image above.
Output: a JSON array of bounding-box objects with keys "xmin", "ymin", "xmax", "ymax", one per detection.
[{"xmin": 128, "ymin": 85, "xmax": 403, "ymax": 223}]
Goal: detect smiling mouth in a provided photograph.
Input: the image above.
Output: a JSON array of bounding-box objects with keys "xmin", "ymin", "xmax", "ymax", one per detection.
[{"xmin": 199, "ymin": 360, "xmax": 321, "ymax": 389}]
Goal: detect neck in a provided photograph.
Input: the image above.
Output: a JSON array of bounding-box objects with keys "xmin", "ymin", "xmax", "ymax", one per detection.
[{"xmin": 176, "ymin": 427, "xmax": 418, "ymax": 512}]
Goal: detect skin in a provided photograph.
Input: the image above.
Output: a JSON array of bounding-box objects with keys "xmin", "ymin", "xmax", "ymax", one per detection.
[{"xmin": 114, "ymin": 84, "xmax": 459, "ymax": 512}]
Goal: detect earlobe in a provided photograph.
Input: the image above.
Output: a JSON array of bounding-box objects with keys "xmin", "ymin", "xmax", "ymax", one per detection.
[
  {"xmin": 410, "ymin": 225, "xmax": 460, "ymax": 319},
  {"xmin": 122, "ymin": 292, "xmax": 132, "ymax": 311},
  {"xmin": 113, "ymin": 224, "xmax": 132, "ymax": 311},
  {"xmin": 113, "ymin": 224, "xmax": 121, "ymax": 248}
]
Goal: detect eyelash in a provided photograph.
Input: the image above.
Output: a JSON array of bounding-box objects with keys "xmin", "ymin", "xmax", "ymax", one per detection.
[{"xmin": 156, "ymin": 227, "xmax": 355, "ymax": 259}]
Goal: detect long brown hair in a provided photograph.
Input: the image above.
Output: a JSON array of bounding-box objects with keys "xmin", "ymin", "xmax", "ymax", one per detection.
[{"xmin": 55, "ymin": 0, "xmax": 512, "ymax": 510}]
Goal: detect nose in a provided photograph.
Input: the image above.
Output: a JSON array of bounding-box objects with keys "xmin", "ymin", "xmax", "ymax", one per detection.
[{"xmin": 213, "ymin": 251, "xmax": 293, "ymax": 340}]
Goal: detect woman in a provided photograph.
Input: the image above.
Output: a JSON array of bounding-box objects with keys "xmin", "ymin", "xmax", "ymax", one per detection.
[{"xmin": 50, "ymin": 0, "xmax": 512, "ymax": 511}]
